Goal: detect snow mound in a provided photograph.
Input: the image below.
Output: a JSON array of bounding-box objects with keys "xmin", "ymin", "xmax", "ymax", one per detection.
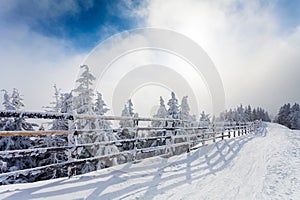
[{"xmin": 0, "ymin": 123, "xmax": 299, "ymax": 199}]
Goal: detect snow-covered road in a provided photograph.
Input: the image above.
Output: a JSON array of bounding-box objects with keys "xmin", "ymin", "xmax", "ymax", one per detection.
[{"xmin": 0, "ymin": 123, "xmax": 299, "ymax": 200}]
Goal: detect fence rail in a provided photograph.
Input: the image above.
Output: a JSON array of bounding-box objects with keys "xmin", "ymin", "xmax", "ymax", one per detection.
[{"xmin": 0, "ymin": 110, "xmax": 262, "ymax": 184}]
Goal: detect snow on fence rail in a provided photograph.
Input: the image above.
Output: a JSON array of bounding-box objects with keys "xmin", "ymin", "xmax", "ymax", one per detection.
[{"xmin": 0, "ymin": 110, "xmax": 262, "ymax": 184}]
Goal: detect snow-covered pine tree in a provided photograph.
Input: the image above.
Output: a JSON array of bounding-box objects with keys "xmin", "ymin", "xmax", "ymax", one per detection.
[
  {"xmin": 236, "ymin": 104, "xmax": 245, "ymax": 122},
  {"xmin": 148, "ymin": 97, "xmax": 168, "ymax": 148},
  {"xmin": 199, "ymin": 111, "xmax": 210, "ymax": 127},
  {"xmin": 11, "ymin": 88, "xmax": 25, "ymax": 111},
  {"xmin": 92, "ymin": 92, "xmax": 119, "ymax": 168},
  {"xmin": 45, "ymin": 85, "xmax": 67, "ymax": 131},
  {"xmin": 94, "ymin": 92, "xmax": 109, "ymax": 116},
  {"xmin": 59, "ymin": 92, "xmax": 73, "ymax": 130},
  {"xmin": 152, "ymin": 96, "xmax": 168, "ymax": 127},
  {"xmin": 127, "ymin": 99, "xmax": 134, "ymax": 117},
  {"xmin": 0, "ymin": 89, "xmax": 36, "ymax": 132},
  {"xmin": 119, "ymin": 105, "xmax": 134, "ymax": 131},
  {"xmin": 179, "ymin": 96, "xmax": 191, "ymax": 123},
  {"xmin": 37, "ymin": 86, "xmax": 71, "ymax": 180},
  {"xmin": 73, "ymin": 65, "xmax": 119, "ymax": 172},
  {"xmin": 94, "ymin": 92, "xmax": 111, "ymax": 129},
  {"xmin": 167, "ymin": 92, "xmax": 179, "ymax": 120},
  {"xmin": 73, "ymin": 65, "xmax": 95, "ymax": 116},
  {"xmin": 227, "ymin": 108, "xmax": 234, "ymax": 122},
  {"xmin": 262, "ymin": 110, "xmax": 271, "ymax": 122},
  {"xmin": 252, "ymin": 108, "xmax": 257, "ymax": 122},
  {"xmin": 117, "ymin": 104, "xmax": 136, "ymax": 154},
  {"xmin": 44, "ymin": 85, "xmax": 61, "ymax": 112},
  {"xmin": 245, "ymin": 105, "xmax": 252, "ymax": 121},
  {"xmin": 1, "ymin": 89, "xmax": 14, "ymax": 110},
  {"xmin": 289, "ymin": 103, "xmax": 300, "ymax": 130},
  {"xmin": 276, "ymin": 104, "xmax": 291, "ymax": 128},
  {"xmin": 73, "ymin": 65, "xmax": 97, "ymax": 149},
  {"xmin": 0, "ymin": 89, "xmax": 36, "ymax": 183},
  {"xmin": 167, "ymin": 92, "xmax": 184, "ymax": 154},
  {"xmin": 73, "ymin": 65, "xmax": 96, "ymax": 170}
]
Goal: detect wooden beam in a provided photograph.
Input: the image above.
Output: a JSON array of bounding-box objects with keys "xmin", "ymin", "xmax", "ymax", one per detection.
[{"xmin": 0, "ymin": 131, "xmax": 73, "ymax": 137}]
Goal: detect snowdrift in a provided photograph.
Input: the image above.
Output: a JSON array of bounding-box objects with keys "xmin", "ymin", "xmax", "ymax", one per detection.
[{"xmin": 0, "ymin": 123, "xmax": 299, "ymax": 199}]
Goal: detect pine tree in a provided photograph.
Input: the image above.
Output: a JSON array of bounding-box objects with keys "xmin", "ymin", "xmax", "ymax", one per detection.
[
  {"xmin": 46, "ymin": 85, "xmax": 68, "ymax": 130},
  {"xmin": 127, "ymin": 99, "xmax": 134, "ymax": 117},
  {"xmin": 167, "ymin": 92, "xmax": 179, "ymax": 119},
  {"xmin": 61, "ymin": 92, "xmax": 73, "ymax": 114},
  {"xmin": 94, "ymin": 92, "xmax": 111, "ymax": 129},
  {"xmin": 37, "ymin": 86, "xmax": 71, "ymax": 180},
  {"xmin": 276, "ymin": 103, "xmax": 291, "ymax": 128},
  {"xmin": 228, "ymin": 109, "xmax": 234, "ymax": 122},
  {"xmin": 94, "ymin": 92, "xmax": 109, "ymax": 116},
  {"xmin": 252, "ymin": 108, "xmax": 257, "ymax": 121},
  {"xmin": 1, "ymin": 89, "xmax": 14, "ymax": 110},
  {"xmin": 44, "ymin": 85, "xmax": 61, "ymax": 112},
  {"xmin": 119, "ymin": 105, "xmax": 134, "ymax": 129},
  {"xmin": 118, "ymin": 105, "xmax": 135, "ymax": 152},
  {"xmin": 11, "ymin": 88, "xmax": 25, "ymax": 110},
  {"xmin": 199, "ymin": 111, "xmax": 210, "ymax": 122},
  {"xmin": 245, "ymin": 105, "xmax": 252, "ymax": 121},
  {"xmin": 152, "ymin": 96, "xmax": 168, "ymax": 127},
  {"xmin": 73, "ymin": 65, "xmax": 119, "ymax": 172},
  {"xmin": 179, "ymin": 96, "xmax": 191, "ymax": 122},
  {"xmin": 263, "ymin": 111, "xmax": 271, "ymax": 122},
  {"xmin": 199, "ymin": 111, "xmax": 210, "ymax": 127},
  {"xmin": 0, "ymin": 89, "xmax": 36, "ymax": 183},
  {"xmin": 289, "ymin": 103, "xmax": 300, "ymax": 130},
  {"xmin": 0, "ymin": 89, "xmax": 36, "ymax": 131},
  {"xmin": 236, "ymin": 104, "xmax": 245, "ymax": 122},
  {"xmin": 73, "ymin": 65, "xmax": 96, "ymax": 116}
]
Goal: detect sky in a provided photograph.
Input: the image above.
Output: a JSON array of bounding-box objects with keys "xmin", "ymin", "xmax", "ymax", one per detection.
[{"xmin": 0, "ymin": 0, "xmax": 299, "ymax": 117}]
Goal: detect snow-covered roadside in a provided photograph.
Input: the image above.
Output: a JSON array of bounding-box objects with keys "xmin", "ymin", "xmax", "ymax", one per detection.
[{"xmin": 0, "ymin": 123, "xmax": 299, "ymax": 200}]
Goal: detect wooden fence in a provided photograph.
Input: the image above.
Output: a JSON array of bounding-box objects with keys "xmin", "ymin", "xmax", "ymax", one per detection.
[{"xmin": 0, "ymin": 110, "xmax": 262, "ymax": 184}]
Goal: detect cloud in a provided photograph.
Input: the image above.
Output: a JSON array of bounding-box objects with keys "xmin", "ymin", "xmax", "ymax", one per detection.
[
  {"xmin": 0, "ymin": 0, "xmax": 144, "ymax": 112},
  {"xmin": 1, "ymin": 0, "xmax": 299, "ymax": 117},
  {"xmin": 138, "ymin": 0, "xmax": 300, "ymax": 115},
  {"xmin": 0, "ymin": 17, "xmax": 84, "ymax": 111}
]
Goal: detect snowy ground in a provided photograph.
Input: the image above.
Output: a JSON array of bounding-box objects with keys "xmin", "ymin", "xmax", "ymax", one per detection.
[{"xmin": 0, "ymin": 123, "xmax": 299, "ymax": 200}]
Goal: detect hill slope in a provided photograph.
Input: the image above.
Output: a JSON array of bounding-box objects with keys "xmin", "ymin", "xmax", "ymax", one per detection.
[{"xmin": 0, "ymin": 123, "xmax": 299, "ymax": 199}]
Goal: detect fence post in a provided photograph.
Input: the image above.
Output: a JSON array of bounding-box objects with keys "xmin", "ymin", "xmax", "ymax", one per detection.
[
  {"xmin": 212, "ymin": 124, "xmax": 216, "ymax": 143},
  {"xmin": 186, "ymin": 128, "xmax": 191, "ymax": 153},
  {"xmin": 67, "ymin": 119, "xmax": 77, "ymax": 177},
  {"xmin": 132, "ymin": 119, "xmax": 139, "ymax": 161},
  {"xmin": 241, "ymin": 125, "xmax": 243, "ymax": 135},
  {"xmin": 221, "ymin": 131, "xmax": 224, "ymax": 140},
  {"xmin": 233, "ymin": 127, "xmax": 236, "ymax": 137}
]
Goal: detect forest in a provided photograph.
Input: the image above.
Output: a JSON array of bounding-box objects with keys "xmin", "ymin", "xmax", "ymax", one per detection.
[{"xmin": 0, "ymin": 65, "xmax": 298, "ymax": 184}]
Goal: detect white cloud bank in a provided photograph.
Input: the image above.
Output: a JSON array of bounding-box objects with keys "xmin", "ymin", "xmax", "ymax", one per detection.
[
  {"xmin": 0, "ymin": 0, "xmax": 299, "ymax": 116},
  {"xmin": 139, "ymin": 0, "xmax": 300, "ymax": 115},
  {"xmin": 0, "ymin": 22, "xmax": 84, "ymax": 111}
]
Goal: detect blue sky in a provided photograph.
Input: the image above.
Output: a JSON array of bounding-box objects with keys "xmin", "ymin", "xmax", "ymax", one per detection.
[
  {"xmin": 271, "ymin": 0, "xmax": 300, "ymax": 34},
  {"xmin": 1, "ymin": 0, "xmax": 146, "ymax": 51},
  {"xmin": 0, "ymin": 0, "xmax": 299, "ymax": 115}
]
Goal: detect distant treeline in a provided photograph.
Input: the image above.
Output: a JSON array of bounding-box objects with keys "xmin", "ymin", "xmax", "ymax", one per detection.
[
  {"xmin": 219, "ymin": 105, "xmax": 271, "ymax": 122},
  {"xmin": 274, "ymin": 103, "xmax": 300, "ymax": 130}
]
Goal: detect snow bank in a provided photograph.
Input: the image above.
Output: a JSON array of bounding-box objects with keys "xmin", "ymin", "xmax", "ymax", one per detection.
[{"xmin": 0, "ymin": 123, "xmax": 299, "ymax": 199}]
